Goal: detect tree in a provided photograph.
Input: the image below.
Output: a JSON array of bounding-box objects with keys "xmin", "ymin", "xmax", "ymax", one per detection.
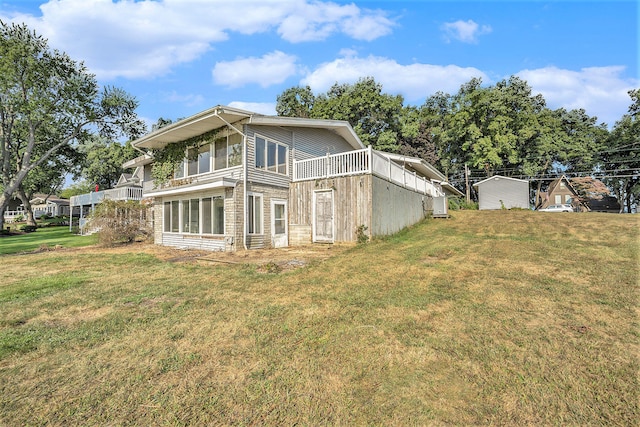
[
  {"xmin": 77, "ymin": 136, "xmax": 137, "ymax": 190},
  {"xmin": 276, "ymin": 86, "xmax": 315, "ymax": 118},
  {"xmin": 0, "ymin": 21, "xmax": 145, "ymax": 229},
  {"xmin": 601, "ymin": 89, "xmax": 640, "ymax": 212},
  {"xmin": 276, "ymin": 77, "xmax": 405, "ymax": 152}
]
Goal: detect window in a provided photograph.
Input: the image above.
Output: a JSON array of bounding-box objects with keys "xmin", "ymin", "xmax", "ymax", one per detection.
[
  {"xmin": 213, "ymin": 197, "xmax": 224, "ymax": 234},
  {"xmin": 171, "ymin": 201, "xmax": 179, "ymax": 232},
  {"xmin": 273, "ymin": 203, "xmax": 285, "ymax": 235},
  {"xmin": 228, "ymin": 133, "xmax": 242, "ymax": 167},
  {"xmin": 202, "ymin": 197, "xmax": 212, "ymax": 234},
  {"xmin": 189, "ymin": 199, "xmax": 199, "ymax": 234},
  {"xmin": 163, "ymin": 201, "xmax": 180, "ymax": 232},
  {"xmin": 182, "ymin": 200, "xmax": 190, "ymax": 233},
  {"xmin": 166, "ymin": 197, "xmax": 223, "ymax": 235},
  {"xmin": 175, "ymin": 161, "xmax": 185, "ymax": 179},
  {"xmin": 214, "ymin": 133, "xmax": 244, "ymax": 170},
  {"xmin": 187, "ymin": 145, "xmax": 211, "ymax": 176},
  {"xmin": 215, "ymin": 137, "xmax": 227, "ymax": 170},
  {"xmin": 248, "ymin": 194, "xmax": 263, "ymax": 234},
  {"xmin": 198, "ymin": 145, "xmax": 211, "ymax": 174},
  {"xmin": 163, "ymin": 202, "xmax": 171, "ymax": 232},
  {"xmin": 255, "ymin": 137, "xmax": 265, "ymax": 169},
  {"xmin": 255, "ymin": 136, "xmax": 287, "ymax": 175},
  {"xmin": 202, "ymin": 197, "xmax": 225, "ymax": 235}
]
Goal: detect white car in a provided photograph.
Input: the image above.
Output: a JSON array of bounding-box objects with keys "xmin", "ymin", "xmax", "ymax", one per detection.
[{"xmin": 539, "ymin": 204, "xmax": 574, "ymax": 212}]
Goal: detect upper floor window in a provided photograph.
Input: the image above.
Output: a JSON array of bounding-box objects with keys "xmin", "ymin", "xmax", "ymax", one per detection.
[
  {"xmin": 255, "ymin": 136, "xmax": 287, "ymax": 175},
  {"xmin": 187, "ymin": 144, "xmax": 211, "ymax": 176},
  {"xmin": 173, "ymin": 132, "xmax": 243, "ymax": 179},
  {"xmin": 215, "ymin": 133, "xmax": 243, "ymax": 170}
]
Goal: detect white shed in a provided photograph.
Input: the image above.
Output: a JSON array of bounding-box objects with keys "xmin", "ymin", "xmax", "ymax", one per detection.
[{"xmin": 473, "ymin": 175, "xmax": 529, "ymax": 210}]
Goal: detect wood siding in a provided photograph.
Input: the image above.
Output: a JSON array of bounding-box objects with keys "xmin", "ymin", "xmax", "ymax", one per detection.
[{"xmin": 290, "ymin": 175, "xmax": 372, "ymax": 243}]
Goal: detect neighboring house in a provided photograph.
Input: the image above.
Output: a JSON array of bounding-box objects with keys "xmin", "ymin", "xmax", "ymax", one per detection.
[
  {"xmin": 30, "ymin": 196, "xmax": 73, "ymax": 218},
  {"xmin": 2, "ymin": 196, "xmax": 25, "ymax": 223},
  {"xmin": 536, "ymin": 175, "xmax": 589, "ymax": 212},
  {"xmin": 3, "ymin": 194, "xmax": 75, "ymax": 223},
  {"xmin": 122, "ymin": 105, "xmax": 460, "ymax": 251},
  {"xmin": 69, "ymin": 170, "xmax": 144, "ymax": 233},
  {"xmin": 473, "ymin": 175, "xmax": 530, "ymax": 210}
]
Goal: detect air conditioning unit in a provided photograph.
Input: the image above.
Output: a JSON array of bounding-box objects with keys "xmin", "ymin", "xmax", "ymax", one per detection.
[{"xmin": 432, "ymin": 196, "xmax": 449, "ymax": 218}]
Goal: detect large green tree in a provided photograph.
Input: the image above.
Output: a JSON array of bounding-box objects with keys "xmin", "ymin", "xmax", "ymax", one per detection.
[
  {"xmin": 276, "ymin": 86, "xmax": 315, "ymax": 118},
  {"xmin": 77, "ymin": 136, "xmax": 137, "ymax": 190},
  {"xmin": 0, "ymin": 21, "xmax": 145, "ymax": 228},
  {"xmin": 601, "ymin": 89, "xmax": 640, "ymax": 212}
]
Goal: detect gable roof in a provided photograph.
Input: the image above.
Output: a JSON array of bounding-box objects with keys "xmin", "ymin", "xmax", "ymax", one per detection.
[
  {"xmin": 473, "ymin": 175, "xmax": 529, "ymax": 188},
  {"xmin": 131, "ymin": 105, "xmax": 364, "ymax": 151},
  {"xmin": 547, "ymin": 175, "xmax": 580, "ymax": 197}
]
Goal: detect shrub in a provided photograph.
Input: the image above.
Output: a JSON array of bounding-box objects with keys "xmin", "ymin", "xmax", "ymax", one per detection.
[
  {"xmin": 356, "ymin": 224, "xmax": 369, "ymax": 244},
  {"xmin": 88, "ymin": 199, "xmax": 151, "ymax": 246},
  {"xmin": 449, "ymin": 197, "xmax": 478, "ymax": 211},
  {"xmin": 20, "ymin": 224, "xmax": 38, "ymax": 232}
]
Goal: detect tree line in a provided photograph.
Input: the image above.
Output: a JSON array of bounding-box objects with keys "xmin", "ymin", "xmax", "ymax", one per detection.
[{"xmin": 276, "ymin": 77, "xmax": 639, "ymax": 211}]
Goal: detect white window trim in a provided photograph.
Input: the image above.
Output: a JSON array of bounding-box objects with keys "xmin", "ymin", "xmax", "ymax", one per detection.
[
  {"xmin": 247, "ymin": 192, "xmax": 264, "ymax": 235},
  {"xmin": 271, "ymin": 199, "xmax": 288, "ymax": 236},
  {"xmin": 254, "ymin": 134, "xmax": 289, "ymax": 176},
  {"xmin": 162, "ymin": 194, "xmax": 225, "ymax": 236}
]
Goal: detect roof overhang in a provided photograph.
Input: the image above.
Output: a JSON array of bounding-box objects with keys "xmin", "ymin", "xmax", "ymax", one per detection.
[
  {"xmin": 144, "ymin": 177, "xmax": 238, "ymax": 198},
  {"xmin": 123, "ymin": 154, "xmax": 153, "ymax": 169},
  {"xmin": 248, "ymin": 115, "xmax": 364, "ymax": 150},
  {"xmin": 130, "ymin": 105, "xmax": 364, "ymax": 151},
  {"xmin": 133, "ymin": 106, "xmax": 255, "ymax": 150},
  {"xmin": 473, "ymin": 175, "xmax": 530, "ymax": 187},
  {"xmin": 378, "ymin": 151, "xmax": 447, "ymax": 181},
  {"xmin": 440, "ymin": 182, "xmax": 464, "ymax": 197}
]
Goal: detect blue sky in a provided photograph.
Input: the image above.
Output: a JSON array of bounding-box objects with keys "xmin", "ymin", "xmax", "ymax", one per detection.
[{"xmin": 1, "ymin": 0, "xmax": 637, "ymax": 130}]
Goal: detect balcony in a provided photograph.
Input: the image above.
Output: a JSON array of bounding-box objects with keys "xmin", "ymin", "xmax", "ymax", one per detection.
[
  {"xmin": 70, "ymin": 186, "xmax": 143, "ymax": 207},
  {"xmin": 293, "ymin": 147, "xmax": 444, "ymax": 197}
]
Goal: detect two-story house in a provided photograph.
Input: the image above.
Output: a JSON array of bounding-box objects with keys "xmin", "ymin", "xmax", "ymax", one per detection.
[{"xmin": 121, "ymin": 105, "xmax": 461, "ymax": 252}]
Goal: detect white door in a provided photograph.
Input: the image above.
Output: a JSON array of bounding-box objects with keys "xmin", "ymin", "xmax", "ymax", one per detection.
[
  {"xmin": 313, "ymin": 190, "xmax": 334, "ymax": 243},
  {"xmin": 271, "ymin": 200, "xmax": 288, "ymax": 248}
]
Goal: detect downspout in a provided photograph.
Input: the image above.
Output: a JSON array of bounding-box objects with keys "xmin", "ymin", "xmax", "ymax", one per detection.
[{"xmin": 213, "ymin": 110, "xmax": 249, "ymax": 250}]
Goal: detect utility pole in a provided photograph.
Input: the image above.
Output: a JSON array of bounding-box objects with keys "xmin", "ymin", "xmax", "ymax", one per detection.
[{"xmin": 465, "ymin": 164, "xmax": 471, "ymax": 204}]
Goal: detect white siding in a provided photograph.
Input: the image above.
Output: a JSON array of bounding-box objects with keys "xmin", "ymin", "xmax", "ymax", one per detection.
[
  {"xmin": 476, "ymin": 177, "xmax": 529, "ymax": 210},
  {"xmin": 371, "ymin": 176, "xmax": 431, "ymax": 236}
]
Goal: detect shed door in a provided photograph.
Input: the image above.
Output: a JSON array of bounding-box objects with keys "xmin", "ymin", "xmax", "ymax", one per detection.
[{"xmin": 313, "ymin": 190, "xmax": 334, "ymax": 243}]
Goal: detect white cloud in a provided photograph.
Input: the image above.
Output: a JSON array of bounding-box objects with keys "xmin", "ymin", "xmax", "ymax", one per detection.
[
  {"xmin": 517, "ymin": 66, "xmax": 638, "ymax": 126},
  {"xmin": 228, "ymin": 101, "xmax": 277, "ymax": 115},
  {"xmin": 212, "ymin": 51, "xmax": 299, "ymax": 88},
  {"xmin": 277, "ymin": 1, "xmax": 394, "ymax": 42},
  {"xmin": 1, "ymin": 0, "xmax": 395, "ymax": 80},
  {"xmin": 441, "ymin": 19, "xmax": 492, "ymax": 44},
  {"xmin": 301, "ymin": 54, "xmax": 488, "ymax": 101},
  {"xmin": 163, "ymin": 91, "xmax": 205, "ymax": 108}
]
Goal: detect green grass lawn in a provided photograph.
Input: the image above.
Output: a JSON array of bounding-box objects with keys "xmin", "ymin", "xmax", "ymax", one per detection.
[
  {"xmin": 0, "ymin": 226, "xmax": 97, "ymax": 254},
  {"xmin": 0, "ymin": 211, "xmax": 638, "ymax": 425}
]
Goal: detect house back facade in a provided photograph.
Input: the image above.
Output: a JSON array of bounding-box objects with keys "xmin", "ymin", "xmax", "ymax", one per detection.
[{"xmin": 122, "ymin": 106, "xmax": 460, "ymax": 251}]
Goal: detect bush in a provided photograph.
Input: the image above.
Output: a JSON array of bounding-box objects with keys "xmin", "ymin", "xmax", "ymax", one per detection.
[
  {"xmin": 356, "ymin": 224, "xmax": 369, "ymax": 244},
  {"xmin": 449, "ymin": 197, "xmax": 479, "ymax": 211},
  {"xmin": 88, "ymin": 199, "xmax": 151, "ymax": 246},
  {"xmin": 20, "ymin": 224, "xmax": 38, "ymax": 232}
]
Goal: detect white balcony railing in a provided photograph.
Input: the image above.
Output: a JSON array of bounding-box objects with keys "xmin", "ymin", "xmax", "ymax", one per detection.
[
  {"xmin": 70, "ymin": 186, "xmax": 143, "ymax": 207},
  {"xmin": 293, "ymin": 146, "xmax": 444, "ymax": 197}
]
